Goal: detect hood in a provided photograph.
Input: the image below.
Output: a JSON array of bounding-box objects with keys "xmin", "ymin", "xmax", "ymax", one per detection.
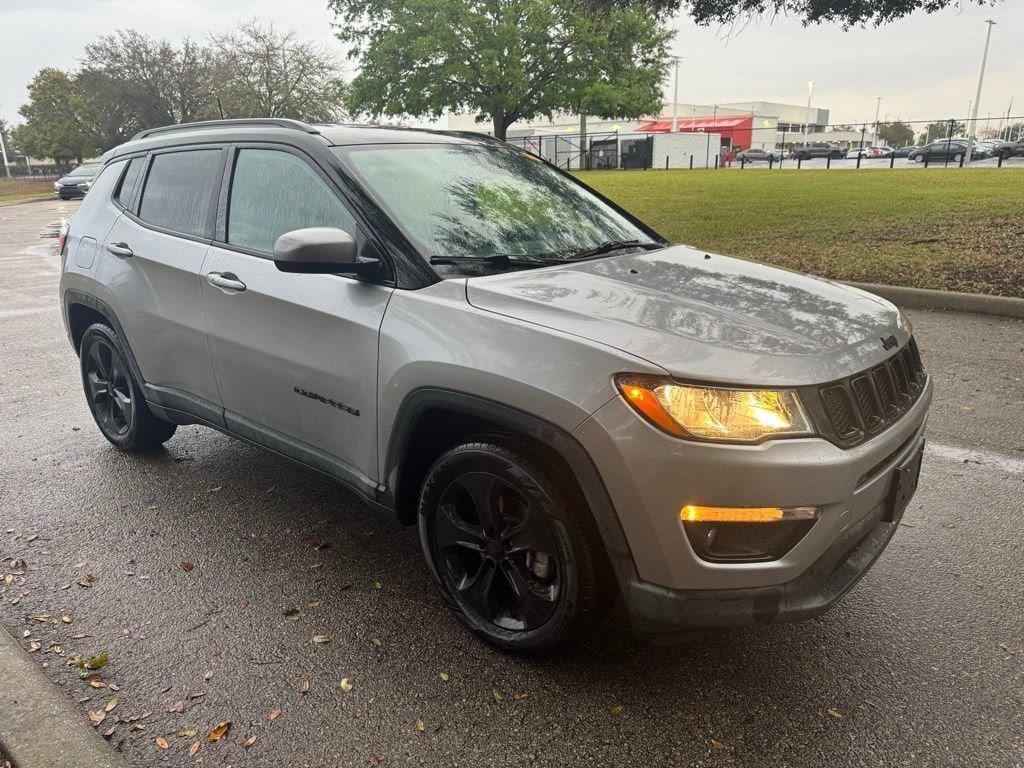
[
  {"xmin": 465, "ymin": 245, "xmax": 909, "ymax": 387},
  {"xmin": 58, "ymin": 175, "xmax": 92, "ymax": 185}
]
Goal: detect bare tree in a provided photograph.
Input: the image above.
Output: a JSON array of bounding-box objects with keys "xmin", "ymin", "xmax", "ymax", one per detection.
[{"xmin": 210, "ymin": 21, "xmax": 346, "ymax": 122}]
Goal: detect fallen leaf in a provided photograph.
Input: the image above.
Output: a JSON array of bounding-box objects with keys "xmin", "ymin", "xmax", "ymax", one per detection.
[
  {"xmin": 188, "ymin": 740, "xmax": 201, "ymax": 757},
  {"xmin": 283, "ymin": 608, "xmax": 301, "ymax": 620},
  {"xmin": 78, "ymin": 574, "xmax": 95, "ymax": 588},
  {"xmin": 167, "ymin": 701, "xmax": 185, "ymax": 714},
  {"xmin": 108, "ymin": 684, "xmax": 121, "ymax": 692},
  {"xmin": 181, "ymin": 562, "xmax": 194, "ymax": 572},
  {"xmin": 207, "ymin": 721, "xmax": 231, "ymax": 742},
  {"xmin": 103, "ymin": 725, "xmax": 116, "ymax": 739},
  {"xmin": 62, "ymin": 615, "xmax": 73, "ymax": 624},
  {"xmin": 88, "ymin": 680, "xmax": 106, "ymax": 689},
  {"xmin": 828, "ymin": 708, "xmax": 844, "ymax": 719},
  {"xmin": 243, "ymin": 735, "xmax": 257, "ymax": 749},
  {"xmin": 372, "ymin": 579, "xmax": 383, "ymax": 590},
  {"xmin": 266, "ymin": 709, "xmax": 281, "ymax": 721},
  {"xmin": 609, "ymin": 704, "xmax": 623, "ymax": 716},
  {"xmin": 300, "ymin": 680, "xmax": 310, "ymax": 695},
  {"xmin": 208, "ymin": 486, "xmax": 222, "ymax": 493},
  {"xmin": 155, "ymin": 736, "xmax": 169, "ymax": 750},
  {"xmin": 710, "ymin": 739, "xmax": 730, "ymax": 749},
  {"xmin": 439, "ymin": 672, "xmax": 449, "ymax": 682},
  {"xmin": 512, "ymin": 692, "xmax": 528, "ymax": 701},
  {"xmin": 415, "ymin": 719, "xmax": 425, "ymax": 733},
  {"xmin": 28, "ymin": 641, "xmax": 41, "ymax": 653},
  {"xmin": 104, "ymin": 697, "xmax": 118, "ymax": 713},
  {"xmin": 339, "ymin": 678, "xmax": 353, "ymax": 692},
  {"xmin": 177, "ymin": 729, "xmax": 198, "ymax": 738},
  {"xmin": 203, "ymin": 670, "xmax": 214, "ymax": 681},
  {"xmin": 88, "ymin": 709, "xmax": 106, "ymax": 727},
  {"xmin": 72, "ymin": 651, "xmax": 109, "ymax": 677},
  {"xmin": 371, "ymin": 638, "xmax": 382, "ymax": 648},
  {"xmin": 312, "ymin": 634, "xmax": 330, "ymax": 645},
  {"xmin": 493, "ymin": 690, "xmax": 505, "ymax": 702}
]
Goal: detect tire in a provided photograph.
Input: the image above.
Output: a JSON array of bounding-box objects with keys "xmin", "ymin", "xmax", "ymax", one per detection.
[
  {"xmin": 80, "ymin": 323, "xmax": 176, "ymax": 452},
  {"xmin": 913, "ymin": 153, "xmax": 925, "ymax": 163},
  {"xmin": 954, "ymin": 153, "xmax": 963, "ymax": 163},
  {"xmin": 418, "ymin": 438, "xmax": 614, "ymax": 655}
]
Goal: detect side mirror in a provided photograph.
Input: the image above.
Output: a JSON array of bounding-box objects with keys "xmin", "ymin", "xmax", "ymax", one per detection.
[{"xmin": 273, "ymin": 227, "xmax": 380, "ymax": 276}]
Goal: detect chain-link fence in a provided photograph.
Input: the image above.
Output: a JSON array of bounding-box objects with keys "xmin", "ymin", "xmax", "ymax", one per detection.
[{"xmin": 506, "ymin": 115, "xmax": 1024, "ymax": 171}]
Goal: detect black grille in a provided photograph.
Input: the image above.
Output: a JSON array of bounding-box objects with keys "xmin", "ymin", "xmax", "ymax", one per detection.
[{"xmin": 816, "ymin": 338, "xmax": 926, "ymax": 446}]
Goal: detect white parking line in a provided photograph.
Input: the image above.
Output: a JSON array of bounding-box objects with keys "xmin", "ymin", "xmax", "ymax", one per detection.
[{"xmin": 926, "ymin": 441, "xmax": 1024, "ymax": 476}]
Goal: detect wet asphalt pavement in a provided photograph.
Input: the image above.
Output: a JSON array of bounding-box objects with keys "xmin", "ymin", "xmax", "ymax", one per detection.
[{"xmin": 1, "ymin": 199, "xmax": 1022, "ymax": 767}]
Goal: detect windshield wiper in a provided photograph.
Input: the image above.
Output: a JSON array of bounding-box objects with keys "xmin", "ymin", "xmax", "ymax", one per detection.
[
  {"xmin": 428, "ymin": 253, "xmax": 559, "ymax": 267},
  {"xmin": 565, "ymin": 240, "xmax": 663, "ymax": 261}
]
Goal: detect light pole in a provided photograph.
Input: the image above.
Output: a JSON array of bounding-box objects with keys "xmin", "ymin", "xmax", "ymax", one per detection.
[
  {"xmin": 871, "ymin": 96, "xmax": 881, "ymax": 146},
  {"xmin": 670, "ymin": 56, "xmax": 684, "ymax": 133},
  {"xmin": 803, "ymin": 81, "xmax": 814, "ymax": 140},
  {"xmin": 0, "ymin": 106, "xmax": 10, "ymax": 179},
  {"xmin": 965, "ymin": 19, "xmax": 996, "ymax": 164}
]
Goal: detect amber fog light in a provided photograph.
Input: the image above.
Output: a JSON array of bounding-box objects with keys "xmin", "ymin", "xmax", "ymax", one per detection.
[{"xmin": 681, "ymin": 505, "xmax": 819, "ymax": 562}]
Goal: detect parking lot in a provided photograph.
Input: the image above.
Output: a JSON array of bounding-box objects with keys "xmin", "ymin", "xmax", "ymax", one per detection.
[
  {"xmin": 2, "ymin": 199, "xmax": 1023, "ymax": 767},
  {"xmin": 730, "ymin": 154, "xmax": 1024, "ymax": 170}
]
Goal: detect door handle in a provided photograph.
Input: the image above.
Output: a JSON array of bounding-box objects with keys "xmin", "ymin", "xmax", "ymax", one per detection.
[
  {"xmin": 106, "ymin": 242, "xmax": 133, "ymax": 258},
  {"xmin": 207, "ymin": 272, "xmax": 247, "ymax": 293}
]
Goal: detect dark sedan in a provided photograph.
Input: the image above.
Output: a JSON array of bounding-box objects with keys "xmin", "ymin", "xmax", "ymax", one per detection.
[
  {"xmin": 908, "ymin": 141, "xmax": 973, "ymax": 163},
  {"xmin": 53, "ymin": 164, "xmax": 103, "ymax": 199},
  {"xmin": 892, "ymin": 146, "xmax": 920, "ymax": 158},
  {"xmin": 991, "ymin": 140, "xmax": 1024, "ymax": 160}
]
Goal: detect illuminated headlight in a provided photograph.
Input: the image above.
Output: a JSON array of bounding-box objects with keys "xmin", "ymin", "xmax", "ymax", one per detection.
[
  {"xmin": 616, "ymin": 376, "xmax": 813, "ymax": 442},
  {"xmin": 53, "ymin": 181, "xmax": 61, "ymax": 190}
]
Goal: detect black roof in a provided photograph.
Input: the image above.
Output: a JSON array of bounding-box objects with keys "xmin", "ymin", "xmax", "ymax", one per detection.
[{"xmin": 103, "ymin": 118, "xmax": 496, "ymax": 162}]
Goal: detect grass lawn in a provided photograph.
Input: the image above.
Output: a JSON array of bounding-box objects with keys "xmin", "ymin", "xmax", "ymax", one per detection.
[
  {"xmin": 0, "ymin": 178, "xmax": 53, "ymax": 204},
  {"xmin": 577, "ymin": 168, "xmax": 1024, "ymax": 298}
]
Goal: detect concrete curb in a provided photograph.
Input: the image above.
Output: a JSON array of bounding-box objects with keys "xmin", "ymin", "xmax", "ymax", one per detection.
[
  {"xmin": 0, "ymin": 197, "xmax": 53, "ymax": 208},
  {"xmin": 843, "ymin": 281, "xmax": 1024, "ymax": 320},
  {"xmin": 0, "ymin": 626, "xmax": 127, "ymax": 768}
]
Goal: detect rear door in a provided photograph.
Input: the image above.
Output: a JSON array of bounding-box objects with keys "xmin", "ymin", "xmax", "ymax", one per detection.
[
  {"xmin": 98, "ymin": 147, "xmax": 226, "ymax": 422},
  {"xmin": 201, "ymin": 145, "xmax": 393, "ymax": 488}
]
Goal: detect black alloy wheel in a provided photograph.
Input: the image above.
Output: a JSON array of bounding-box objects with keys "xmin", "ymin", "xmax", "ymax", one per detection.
[
  {"xmin": 84, "ymin": 337, "xmax": 133, "ymax": 438},
  {"xmin": 433, "ymin": 470, "xmax": 561, "ymax": 632},
  {"xmin": 79, "ymin": 323, "xmax": 176, "ymax": 451},
  {"xmin": 418, "ymin": 439, "xmax": 613, "ymax": 654}
]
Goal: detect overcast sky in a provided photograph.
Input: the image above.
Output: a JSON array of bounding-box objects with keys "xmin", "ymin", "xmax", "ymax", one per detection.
[{"xmin": 1, "ymin": 0, "xmax": 1020, "ymax": 130}]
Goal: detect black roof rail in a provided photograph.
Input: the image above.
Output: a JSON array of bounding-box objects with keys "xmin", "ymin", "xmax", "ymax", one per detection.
[{"xmin": 131, "ymin": 118, "xmax": 321, "ymax": 141}]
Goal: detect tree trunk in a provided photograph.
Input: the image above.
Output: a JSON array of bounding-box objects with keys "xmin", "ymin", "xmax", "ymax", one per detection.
[{"xmin": 492, "ymin": 108, "xmax": 507, "ymax": 141}]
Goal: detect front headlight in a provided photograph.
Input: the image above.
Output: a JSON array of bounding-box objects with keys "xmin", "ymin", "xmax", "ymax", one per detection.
[
  {"xmin": 53, "ymin": 181, "xmax": 61, "ymax": 190},
  {"xmin": 616, "ymin": 376, "xmax": 813, "ymax": 442}
]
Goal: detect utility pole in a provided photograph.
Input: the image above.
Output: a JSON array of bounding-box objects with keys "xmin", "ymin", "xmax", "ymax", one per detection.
[
  {"xmin": 965, "ymin": 19, "xmax": 996, "ymax": 164},
  {"xmin": 670, "ymin": 57, "xmax": 683, "ymax": 133},
  {"xmin": 871, "ymin": 96, "xmax": 881, "ymax": 146},
  {"xmin": 804, "ymin": 81, "xmax": 814, "ymax": 140}
]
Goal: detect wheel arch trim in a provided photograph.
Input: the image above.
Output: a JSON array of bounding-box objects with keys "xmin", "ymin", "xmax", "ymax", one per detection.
[{"xmin": 382, "ymin": 387, "xmax": 634, "ymax": 565}]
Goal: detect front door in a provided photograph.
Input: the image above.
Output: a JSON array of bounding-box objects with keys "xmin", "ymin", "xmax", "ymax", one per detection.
[{"xmin": 201, "ymin": 147, "xmax": 393, "ymax": 488}]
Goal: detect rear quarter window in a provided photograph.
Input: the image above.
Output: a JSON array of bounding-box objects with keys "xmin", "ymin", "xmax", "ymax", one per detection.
[{"xmin": 138, "ymin": 150, "xmax": 222, "ymax": 238}]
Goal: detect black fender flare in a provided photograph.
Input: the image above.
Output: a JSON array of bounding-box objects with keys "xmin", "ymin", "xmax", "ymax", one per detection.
[{"xmin": 382, "ymin": 388, "xmax": 635, "ymax": 570}]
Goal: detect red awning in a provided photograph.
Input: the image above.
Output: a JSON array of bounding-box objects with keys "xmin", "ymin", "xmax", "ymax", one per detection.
[{"xmin": 639, "ymin": 116, "xmax": 750, "ymax": 132}]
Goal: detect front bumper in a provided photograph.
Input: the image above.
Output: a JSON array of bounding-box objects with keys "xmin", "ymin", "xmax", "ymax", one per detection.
[{"xmin": 574, "ymin": 377, "xmax": 931, "ymax": 634}]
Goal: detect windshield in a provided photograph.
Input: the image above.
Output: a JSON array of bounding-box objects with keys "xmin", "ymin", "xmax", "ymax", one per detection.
[
  {"xmin": 334, "ymin": 143, "xmax": 659, "ymax": 275},
  {"xmin": 69, "ymin": 164, "xmax": 102, "ymax": 177}
]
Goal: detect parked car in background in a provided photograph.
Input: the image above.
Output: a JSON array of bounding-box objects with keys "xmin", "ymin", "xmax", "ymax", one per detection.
[
  {"xmin": 868, "ymin": 146, "xmax": 893, "ymax": 158},
  {"xmin": 892, "ymin": 146, "xmax": 920, "ymax": 158},
  {"xmin": 908, "ymin": 141, "xmax": 973, "ymax": 163},
  {"xmin": 53, "ymin": 163, "xmax": 103, "ymax": 199},
  {"xmin": 990, "ymin": 139, "xmax": 1024, "ymax": 160},
  {"xmin": 846, "ymin": 146, "xmax": 871, "ymax": 158},
  {"xmin": 790, "ymin": 142, "xmax": 846, "ymax": 160},
  {"xmin": 736, "ymin": 147, "xmax": 783, "ymax": 163}
]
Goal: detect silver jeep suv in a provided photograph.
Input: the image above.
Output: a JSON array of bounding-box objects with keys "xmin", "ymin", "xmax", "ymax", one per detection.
[{"xmin": 59, "ymin": 119, "xmax": 931, "ymax": 654}]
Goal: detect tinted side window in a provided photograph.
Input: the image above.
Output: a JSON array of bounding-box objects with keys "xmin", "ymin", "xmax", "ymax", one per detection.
[
  {"xmin": 116, "ymin": 156, "xmax": 146, "ymax": 210},
  {"xmin": 227, "ymin": 149, "xmax": 354, "ymax": 254},
  {"xmin": 138, "ymin": 150, "xmax": 222, "ymax": 238}
]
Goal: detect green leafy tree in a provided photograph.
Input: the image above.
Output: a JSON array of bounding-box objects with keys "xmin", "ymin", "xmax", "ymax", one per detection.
[
  {"xmin": 330, "ymin": 0, "xmax": 671, "ymax": 140},
  {"xmin": 12, "ymin": 69, "xmax": 97, "ymax": 163},
  {"xmin": 593, "ymin": 0, "xmax": 1000, "ymax": 27},
  {"xmin": 876, "ymin": 121, "xmax": 914, "ymax": 147}
]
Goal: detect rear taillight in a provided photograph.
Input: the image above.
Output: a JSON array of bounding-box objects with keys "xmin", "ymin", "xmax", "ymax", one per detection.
[{"xmin": 57, "ymin": 223, "xmax": 69, "ymax": 256}]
